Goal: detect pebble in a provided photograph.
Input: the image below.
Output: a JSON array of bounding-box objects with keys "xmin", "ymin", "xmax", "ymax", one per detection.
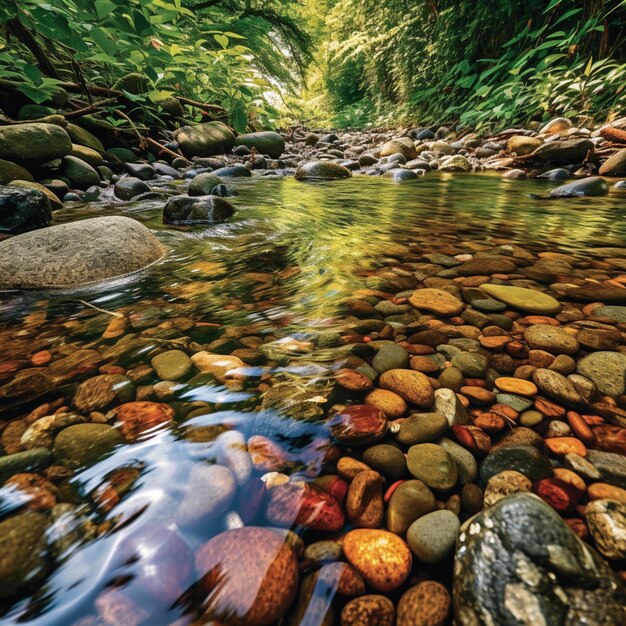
[
  {"xmin": 379, "ymin": 369, "xmax": 434, "ymax": 407},
  {"xmin": 195, "ymin": 527, "xmax": 298, "ymax": 626},
  {"xmin": 387, "ymin": 479, "xmax": 436, "ymax": 535},
  {"xmin": 364, "ymin": 388, "xmax": 407, "ymax": 419},
  {"xmin": 406, "ymin": 509, "xmax": 460, "ymax": 563},
  {"xmin": 409, "ymin": 288, "xmax": 464, "ymax": 316},
  {"xmin": 395, "ymin": 412, "xmax": 449, "ymax": 445},
  {"xmin": 343, "ymin": 529, "xmax": 412, "ymax": 591},
  {"xmin": 362, "ymin": 444, "xmax": 407, "ymax": 481},
  {"xmin": 524, "ymin": 324, "xmax": 580, "ymax": 355},
  {"xmin": 150, "ymin": 349, "xmax": 192, "ymax": 380},
  {"xmin": 479, "ymin": 284, "xmax": 562, "ymax": 314},
  {"xmin": 329, "ymin": 405, "xmax": 388, "ymax": 445},
  {"xmin": 396, "ymin": 581, "xmax": 451, "ymax": 626},
  {"xmin": 53, "ymin": 423, "xmax": 123, "ymax": 468},
  {"xmin": 341, "ymin": 594, "xmax": 395, "ymax": 626},
  {"xmin": 108, "ymin": 401, "xmax": 175, "ymax": 442},
  {"xmin": 372, "ymin": 343, "xmax": 410, "ymax": 373},
  {"xmin": 406, "ymin": 443, "xmax": 457, "ymax": 491},
  {"xmin": 576, "ymin": 351, "xmax": 626, "ymax": 396}
]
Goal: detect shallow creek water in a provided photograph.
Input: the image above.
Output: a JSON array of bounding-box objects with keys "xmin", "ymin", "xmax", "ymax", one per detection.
[{"xmin": 0, "ymin": 173, "xmax": 625, "ymax": 625}]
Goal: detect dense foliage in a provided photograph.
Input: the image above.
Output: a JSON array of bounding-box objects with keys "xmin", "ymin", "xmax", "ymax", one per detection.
[
  {"xmin": 296, "ymin": 0, "xmax": 626, "ymax": 129},
  {"xmin": 0, "ymin": 0, "xmax": 309, "ymax": 131}
]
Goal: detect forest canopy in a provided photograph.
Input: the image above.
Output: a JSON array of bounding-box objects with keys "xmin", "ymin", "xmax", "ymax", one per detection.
[{"xmin": 0, "ymin": 0, "xmax": 625, "ymax": 132}]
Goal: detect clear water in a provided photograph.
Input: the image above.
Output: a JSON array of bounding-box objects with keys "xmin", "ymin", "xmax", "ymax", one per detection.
[{"xmin": 0, "ymin": 173, "xmax": 625, "ymax": 625}]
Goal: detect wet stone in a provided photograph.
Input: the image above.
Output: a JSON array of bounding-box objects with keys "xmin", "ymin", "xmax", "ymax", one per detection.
[
  {"xmin": 53, "ymin": 423, "xmax": 123, "ymax": 468},
  {"xmin": 407, "ymin": 509, "xmax": 460, "ymax": 563},
  {"xmin": 150, "ymin": 349, "xmax": 192, "ymax": 381},
  {"xmin": 395, "ymin": 412, "xmax": 449, "ymax": 445},
  {"xmin": 397, "ymin": 581, "xmax": 451, "ymax": 626},
  {"xmin": 479, "ymin": 445, "xmax": 553, "ymax": 483},
  {"xmin": 453, "ymin": 494, "xmax": 626, "ymax": 626},
  {"xmin": 585, "ymin": 499, "xmax": 626, "ymax": 560},
  {"xmin": 387, "ymin": 479, "xmax": 437, "ymax": 535},
  {"xmin": 407, "ymin": 443, "xmax": 457, "ymax": 491},
  {"xmin": 329, "ymin": 405, "xmax": 388, "ymax": 446}
]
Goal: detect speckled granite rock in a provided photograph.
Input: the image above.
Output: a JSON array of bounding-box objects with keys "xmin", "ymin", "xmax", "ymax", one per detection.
[{"xmin": 453, "ymin": 493, "xmax": 625, "ymax": 626}]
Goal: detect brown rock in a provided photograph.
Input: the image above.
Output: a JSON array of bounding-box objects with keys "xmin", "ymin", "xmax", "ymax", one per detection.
[
  {"xmin": 409, "ymin": 288, "xmax": 463, "ymax": 317},
  {"xmin": 397, "ymin": 581, "xmax": 451, "ymax": 626},
  {"xmin": 346, "ymin": 470, "xmax": 384, "ymax": 528},
  {"xmin": 343, "ymin": 529, "xmax": 412, "ymax": 592},
  {"xmin": 195, "ymin": 527, "xmax": 298, "ymax": 626},
  {"xmin": 341, "ymin": 594, "xmax": 395, "ymax": 626},
  {"xmin": 379, "ymin": 369, "xmax": 434, "ymax": 408}
]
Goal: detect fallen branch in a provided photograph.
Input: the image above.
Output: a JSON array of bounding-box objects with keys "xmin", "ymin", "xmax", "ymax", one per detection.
[
  {"xmin": 77, "ymin": 300, "xmax": 124, "ymax": 318},
  {"xmin": 64, "ymin": 97, "xmax": 119, "ymax": 119}
]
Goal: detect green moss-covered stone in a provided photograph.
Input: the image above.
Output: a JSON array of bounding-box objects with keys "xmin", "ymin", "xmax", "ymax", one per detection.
[
  {"xmin": 53, "ymin": 423, "xmax": 123, "ymax": 468},
  {"xmin": 0, "ymin": 123, "xmax": 72, "ymax": 165},
  {"xmin": 235, "ymin": 131, "xmax": 285, "ymax": 159},
  {"xmin": 295, "ymin": 160, "xmax": 352, "ymax": 181},
  {"xmin": 0, "ymin": 159, "xmax": 33, "ymax": 184},
  {"xmin": 174, "ymin": 122, "xmax": 236, "ymax": 158},
  {"xmin": 0, "ymin": 511, "xmax": 49, "ymax": 599}
]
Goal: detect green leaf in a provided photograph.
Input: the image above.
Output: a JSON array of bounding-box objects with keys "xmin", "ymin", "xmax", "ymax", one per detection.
[
  {"xmin": 16, "ymin": 84, "xmax": 49, "ymax": 104},
  {"xmin": 22, "ymin": 63, "xmax": 43, "ymax": 86},
  {"xmin": 214, "ymin": 34, "xmax": 229, "ymax": 49},
  {"xmin": 94, "ymin": 0, "xmax": 117, "ymax": 20}
]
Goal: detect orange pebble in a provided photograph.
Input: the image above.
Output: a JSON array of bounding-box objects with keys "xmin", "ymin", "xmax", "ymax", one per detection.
[
  {"xmin": 31, "ymin": 350, "xmax": 52, "ymax": 366},
  {"xmin": 566, "ymin": 411, "xmax": 595, "ymax": 446},
  {"xmin": 553, "ymin": 468, "xmax": 586, "ymax": 494},
  {"xmin": 545, "ymin": 437, "xmax": 587, "ymax": 458},
  {"xmin": 587, "ymin": 483, "xmax": 626, "ymax": 504},
  {"xmin": 494, "ymin": 377, "xmax": 538, "ymax": 397}
]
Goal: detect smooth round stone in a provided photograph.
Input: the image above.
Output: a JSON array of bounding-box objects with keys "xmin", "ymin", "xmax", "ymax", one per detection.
[
  {"xmin": 176, "ymin": 463, "xmax": 236, "ymax": 527},
  {"xmin": 379, "ymin": 369, "xmax": 434, "ymax": 408},
  {"xmin": 397, "ymin": 581, "xmax": 451, "ymax": 626},
  {"xmin": 457, "ymin": 257, "xmax": 517, "ymax": 276},
  {"xmin": 396, "ymin": 412, "xmax": 448, "ymax": 445},
  {"xmin": 53, "ymin": 423, "xmax": 123, "ymax": 468},
  {"xmin": 188, "ymin": 171, "xmax": 222, "ymax": 196},
  {"xmin": 372, "ymin": 343, "xmax": 410, "ymax": 373},
  {"xmin": 407, "ymin": 443, "xmax": 457, "ymax": 491},
  {"xmin": 329, "ymin": 405, "xmax": 388, "ymax": 446},
  {"xmin": 438, "ymin": 366, "xmax": 465, "ymax": 391},
  {"xmin": 494, "ymin": 377, "xmax": 537, "ymax": 397},
  {"xmin": 110, "ymin": 401, "xmax": 175, "ymax": 441},
  {"xmin": 266, "ymin": 482, "xmax": 345, "ymax": 531},
  {"xmin": 343, "ymin": 529, "xmax": 412, "ymax": 592},
  {"xmin": 519, "ymin": 409, "xmax": 544, "ymax": 427},
  {"xmin": 434, "ymin": 387, "xmax": 469, "ymax": 426},
  {"xmin": 550, "ymin": 176, "xmax": 609, "ymax": 198},
  {"xmin": 532, "ymin": 369, "xmax": 585, "ymax": 406},
  {"xmin": 113, "ymin": 176, "xmax": 149, "ymax": 200},
  {"xmin": 304, "ymin": 540, "xmax": 343, "ymax": 564},
  {"xmin": 577, "ymin": 351, "xmax": 626, "ymax": 397},
  {"xmin": 585, "ymin": 499, "xmax": 626, "ymax": 560},
  {"xmin": 524, "ymin": 325, "xmax": 580, "ymax": 355},
  {"xmin": 195, "ymin": 527, "xmax": 298, "ymax": 626},
  {"xmin": 295, "ymin": 161, "xmax": 352, "ymax": 181},
  {"xmin": 341, "ymin": 594, "xmax": 395, "ymax": 626},
  {"xmin": 362, "ymin": 444, "xmax": 407, "ymax": 481},
  {"xmin": 21, "ymin": 412, "xmax": 86, "ymax": 450},
  {"xmin": 364, "ymin": 389, "xmax": 407, "ymax": 419},
  {"xmin": 407, "ymin": 509, "xmax": 460, "ymax": 563},
  {"xmin": 461, "ymin": 483, "xmax": 484, "ymax": 515},
  {"xmin": 346, "ymin": 470, "xmax": 384, "ymax": 528},
  {"xmin": 480, "ymin": 445, "xmax": 553, "ymax": 483},
  {"xmin": 409, "ymin": 288, "xmax": 463, "ymax": 316},
  {"xmin": 0, "ymin": 511, "xmax": 48, "ymax": 598},
  {"xmin": 387, "ymin": 479, "xmax": 436, "ymax": 535},
  {"xmin": 479, "ymin": 284, "xmax": 562, "ymax": 315},
  {"xmin": 151, "ymin": 349, "xmax": 192, "ymax": 381},
  {"xmin": 451, "ymin": 352, "xmax": 489, "ymax": 378},
  {"xmin": 191, "ymin": 352, "xmax": 245, "ymax": 383},
  {"xmin": 72, "ymin": 374, "xmax": 134, "ymax": 412}
]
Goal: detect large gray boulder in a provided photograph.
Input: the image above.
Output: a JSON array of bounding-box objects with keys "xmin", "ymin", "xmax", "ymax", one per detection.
[
  {"xmin": 173, "ymin": 122, "xmax": 236, "ymax": 158},
  {"xmin": 454, "ymin": 493, "xmax": 625, "ymax": 626},
  {"xmin": 235, "ymin": 131, "xmax": 285, "ymax": 159},
  {"xmin": 0, "ymin": 123, "xmax": 72, "ymax": 165},
  {"xmin": 0, "ymin": 216, "xmax": 165, "ymax": 289}
]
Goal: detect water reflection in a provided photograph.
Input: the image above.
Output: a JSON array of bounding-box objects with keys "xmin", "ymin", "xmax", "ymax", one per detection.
[{"xmin": 1, "ymin": 174, "xmax": 625, "ymax": 624}]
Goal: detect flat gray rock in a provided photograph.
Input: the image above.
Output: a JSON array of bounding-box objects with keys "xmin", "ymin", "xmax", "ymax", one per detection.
[{"xmin": 0, "ymin": 216, "xmax": 165, "ymax": 289}]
